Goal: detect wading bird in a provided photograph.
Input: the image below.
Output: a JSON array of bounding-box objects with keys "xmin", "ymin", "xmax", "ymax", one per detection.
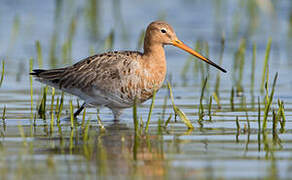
[{"xmin": 30, "ymin": 21, "xmax": 226, "ymax": 120}]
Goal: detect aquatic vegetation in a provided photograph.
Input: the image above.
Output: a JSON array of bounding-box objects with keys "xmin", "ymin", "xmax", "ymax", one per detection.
[
  {"xmin": 49, "ymin": 87, "xmax": 55, "ymax": 133},
  {"xmin": 56, "ymin": 92, "xmax": 64, "ymax": 124},
  {"xmin": 133, "ymin": 98, "xmax": 139, "ymax": 133},
  {"xmin": 145, "ymin": 89, "xmax": 157, "ymax": 133},
  {"xmin": 0, "ymin": 60, "xmax": 4, "ymax": 87},
  {"xmin": 208, "ymin": 96, "xmax": 212, "ymax": 121},
  {"xmin": 235, "ymin": 38, "xmax": 246, "ymax": 94},
  {"xmin": 69, "ymin": 100, "xmax": 74, "ymax": 129},
  {"xmin": 251, "ymin": 42, "xmax": 256, "ymax": 93},
  {"xmin": 199, "ymin": 77, "xmax": 207, "ymax": 121},
  {"xmin": 214, "ymin": 34, "xmax": 225, "ymax": 96},
  {"xmin": 167, "ymin": 81, "xmax": 194, "ymax": 129},
  {"xmin": 35, "ymin": 41, "xmax": 43, "ymax": 68},
  {"xmin": 104, "ymin": 30, "xmax": 115, "ymax": 51},
  {"xmin": 261, "ymin": 38, "xmax": 272, "ymax": 93},
  {"xmin": 277, "ymin": 99, "xmax": 286, "ymax": 133},
  {"xmin": 230, "ymin": 87, "xmax": 235, "ymax": 111},
  {"xmin": 212, "ymin": 92, "xmax": 221, "ymax": 109},
  {"xmin": 262, "ymin": 73, "xmax": 278, "ymax": 130},
  {"xmin": 38, "ymin": 86, "xmax": 48, "ymax": 119},
  {"xmin": 1, "ymin": 105, "xmax": 6, "ymax": 133}
]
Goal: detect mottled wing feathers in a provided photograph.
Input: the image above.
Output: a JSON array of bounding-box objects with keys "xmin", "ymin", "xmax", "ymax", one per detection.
[{"xmin": 31, "ymin": 51, "xmax": 142, "ymax": 97}]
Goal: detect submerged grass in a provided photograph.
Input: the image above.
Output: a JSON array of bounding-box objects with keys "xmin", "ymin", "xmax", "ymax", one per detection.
[{"xmin": 18, "ymin": 123, "xmax": 27, "ymax": 147}]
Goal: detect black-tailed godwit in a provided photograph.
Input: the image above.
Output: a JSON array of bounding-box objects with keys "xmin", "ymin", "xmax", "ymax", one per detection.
[{"xmin": 30, "ymin": 21, "xmax": 226, "ymax": 120}]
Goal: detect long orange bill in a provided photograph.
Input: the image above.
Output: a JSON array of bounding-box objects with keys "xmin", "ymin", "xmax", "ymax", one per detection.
[{"xmin": 172, "ymin": 39, "xmax": 227, "ymax": 73}]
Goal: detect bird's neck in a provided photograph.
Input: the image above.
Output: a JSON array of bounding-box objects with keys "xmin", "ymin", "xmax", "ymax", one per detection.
[
  {"xmin": 142, "ymin": 42, "xmax": 166, "ymax": 62},
  {"xmin": 141, "ymin": 42, "xmax": 167, "ymax": 89}
]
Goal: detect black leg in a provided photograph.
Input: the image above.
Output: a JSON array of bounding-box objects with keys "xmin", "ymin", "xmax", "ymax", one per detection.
[{"xmin": 74, "ymin": 103, "xmax": 86, "ymax": 118}]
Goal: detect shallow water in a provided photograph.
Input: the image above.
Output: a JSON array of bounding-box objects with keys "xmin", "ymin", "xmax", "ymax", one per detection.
[{"xmin": 1, "ymin": 0, "xmax": 292, "ymax": 179}]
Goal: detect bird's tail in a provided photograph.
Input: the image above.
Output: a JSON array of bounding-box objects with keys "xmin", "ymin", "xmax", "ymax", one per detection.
[{"xmin": 30, "ymin": 68, "xmax": 66, "ymax": 88}]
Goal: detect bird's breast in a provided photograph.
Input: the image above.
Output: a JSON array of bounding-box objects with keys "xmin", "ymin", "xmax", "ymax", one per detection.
[{"xmin": 134, "ymin": 57, "xmax": 167, "ymax": 102}]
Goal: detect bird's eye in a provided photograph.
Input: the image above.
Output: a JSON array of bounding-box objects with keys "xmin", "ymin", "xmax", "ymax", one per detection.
[{"xmin": 161, "ymin": 29, "xmax": 167, "ymax": 33}]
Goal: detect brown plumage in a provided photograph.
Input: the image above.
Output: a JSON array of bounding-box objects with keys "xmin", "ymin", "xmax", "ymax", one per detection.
[{"xmin": 30, "ymin": 21, "xmax": 226, "ymax": 120}]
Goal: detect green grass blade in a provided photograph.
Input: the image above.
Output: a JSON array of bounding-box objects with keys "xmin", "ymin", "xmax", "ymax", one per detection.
[
  {"xmin": 29, "ymin": 58, "xmax": 34, "ymax": 120},
  {"xmin": 50, "ymin": 88, "xmax": 55, "ymax": 133},
  {"xmin": 145, "ymin": 89, "xmax": 157, "ymax": 133},
  {"xmin": 97, "ymin": 112, "xmax": 105, "ymax": 132},
  {"xmin": 236, "ymin": 116, "xmax": 240, "ymax": 132},
  {"xmin": 2, "ymin": 105, "xmax": 6, "ymax": 131},
  {"xmin": 69, "ymin": 100, "xmax": 74, "ymax": 129},
  {"xmin": 167, "ymin": 81, "xmax": 194, "ymax": 129},
  {"xmin": 263, "ymin": 73, "xmax": 278, "ymax": 130},
  {"xmin": 81, "ymin": 108, "xmax": 86, "ymax": 130},
  {"xmin": 258, "ymin": 96, "xmax": 261, "ymax": 133},
  {"xmin": 214, "ymin": 34, "xmax": 225, "ymax": 96},
  {"xmin": 212, "ymin": 92, "xmax": 221, "ymax": 109},
  {"xmin": 35, "ymin": 41, "xmax": 43, "ymax": 68},
  {"xmin": 260, "ymin": 38, "xmax": 272, "ymax": 93},
  {"xmin": 208, "ymin": 96, "xmax": 212, "ymax": 121},
  {"xmin": 279, "ymin": 100, "xmax": 286, "ymax": 133},
  {"xmin": 57, "ymin": 92, "xmax": 64, "ymax": 124},
  {"xmin": 230, "ymin": 87, "xmax": 234, "ymax": 111},
  {"xmin": 104, "ymin": 29, "xmax": 115, "ymax": 51},
  {"xmin": 251, "ymin": 42, "xmax": 256, "ymax": 92},
  {"xmin": 199, "ymin": 77, "xmax": 208, "ymax": 121},
  {"xmin": 0, "ymin": 60, "xmax": 4, "ymax": 87},
  {"xmin": 38, "ymin": 86, "xmax": 48, "ymax": 119},
  {"xmin": 133, "ymin": 97, "xmax": 138, "ymax": 133},
  {"xmin": 164, "ymin": 114, "xmax": 172, "ymax": 128}
]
